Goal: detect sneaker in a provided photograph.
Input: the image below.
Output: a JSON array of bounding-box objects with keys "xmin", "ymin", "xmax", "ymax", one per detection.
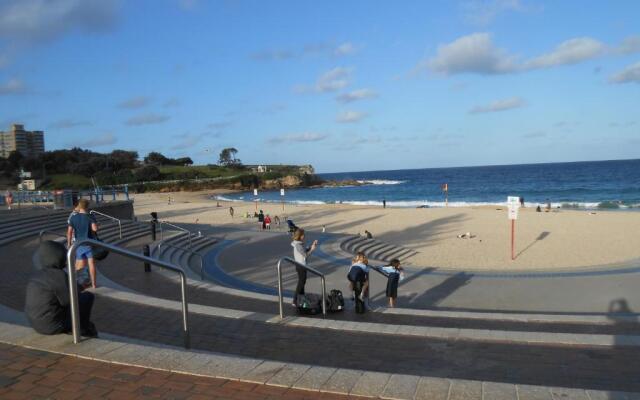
[
  {"xmin": 81, "ymin": 322, "xmax": 99, "ymax": 338},
  {"xmin": 358, "ymin": 293, "xmax": 365, "ymax": 302}
]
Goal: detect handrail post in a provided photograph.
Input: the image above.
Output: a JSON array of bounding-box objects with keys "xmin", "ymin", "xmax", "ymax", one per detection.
[
  {"xmin": 67, "ymin": 245, "xmax": 81, "ymax": 344},
  {"xmin": 179, "ymin": 274, "xmax": 190, "ymax": 348},
  {"xmin": 321, "ymin": 276, "xmax": 327, "ymax": 317},
  {"xmin": 277, "ymin": 259, "xmax": 284, "ymax": 318}
]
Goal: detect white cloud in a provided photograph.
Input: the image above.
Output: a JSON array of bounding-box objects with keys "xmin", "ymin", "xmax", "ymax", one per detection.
[
  {"xmin": 0, "ymin": 0, "xmax": 120, "ymax": 43},
  {"xmin": 523, "ymin": 37, "xmax": 604, "ymax": 69},
  {"xmin": 74, "ymin": 132, "xmax": 116, "ymax": 148},
  {"xmin": 296, "ymin": 67, "xmax": 353, "ymax": 93},
  {"xmin": 335, "ymin": 42, "xmax": 356, "ymax": 56},
  {"xmin": 49, "ymin": 119, "xmax": 93, "ymax": 129},
  {"xmin": 267, "ymin": 132, "xmax": 329, "ymax": 144},
  {"xmin": 523, "ymin": 131, "xmax": 546, "ymax": 139},
  {"xmin": 461, "ymin": 0, "xmax": 526, "ymax": 26},
  {"xmin": 469, "ymin": 97, "xmax": 526, "ymax": 113},
  {"xmin": 0, "ymin": 78, "xmax": 26, "ymax": 95},
  {"xmin": 118, "ymin": 96, "xmax": 151, "ymax": 109},
  {"xmin": 125, "ymin": 113, "xmax": 170, "ymax": 126},
  {"xmin": 609, "ymin": 61, "xmax": 640, "ymax": 84},
  {"xmin": 336, "ymin": 89, "xmax": 377, "ymax": 103},
  {"xmin": 615, "ymin": 35, "xmax": 640, "ymax": 55},
  {"xmin": 336, "ymin": 110, "xmax": 368, "ymax": 123},
  {"xmin": 425, "ymin": 33, "xmax": 518, "ymax": 75}
]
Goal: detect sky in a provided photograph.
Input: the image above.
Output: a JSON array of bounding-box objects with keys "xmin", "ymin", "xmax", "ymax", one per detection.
[{"xmin": 0, "ymin": 0, "xmax": 638, "ymax": 173}]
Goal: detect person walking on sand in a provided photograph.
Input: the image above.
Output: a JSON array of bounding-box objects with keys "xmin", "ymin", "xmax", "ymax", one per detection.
[
  {"xmin": 264, "ymin": 214, "xmax": 272, "ymax": 230},
  {"xmin": 291, "ymin": 228, "xmax": 318, "ymax": 306},
  {"xmin": 67, "ymin": 199, "xmax": 98, "ymax": 289},
  {"xmin": 383, "ymin": 198, "xmax": 386, "ymax": 209},
  {"xmin": 380, "ymin": 258, "xmax": 404, "ymax": 308},
  {"xmin": 5, "ymin": 191, "xmax": 13, "ymax": 210},
  {"xmin": 229, "ymin": 206, "xmax": 234, "ymax": 219}
]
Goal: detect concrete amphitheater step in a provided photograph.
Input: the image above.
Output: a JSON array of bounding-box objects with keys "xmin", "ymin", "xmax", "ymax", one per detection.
[
  {"xmin": 4, "ymin": 312, "xmax": 634, "ymax": 400},
  {"xmin": 3, "ymin": 236, "xmax": 640, "ymax": 392},
  {"xmin": 339, "ymin": 235, "xmax": 418, "ymax": 263}
]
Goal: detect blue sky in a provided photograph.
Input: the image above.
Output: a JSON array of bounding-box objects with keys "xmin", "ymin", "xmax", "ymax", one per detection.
[{"xmin": 0, "ymin": 0, "xmax": 638, "ymax": 173}]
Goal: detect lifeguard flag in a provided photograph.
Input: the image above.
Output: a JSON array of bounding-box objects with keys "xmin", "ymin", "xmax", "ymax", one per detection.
[{"xmin": 441, "ymin": 183, "xmax": 448, "ymax": 192}]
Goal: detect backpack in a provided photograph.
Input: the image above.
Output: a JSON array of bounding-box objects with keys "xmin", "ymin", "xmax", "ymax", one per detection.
[
  {"xmin": 328, "ymin": 289, "xmax": 344, "ymax": 312},
  {"xmin": 297, "ymin": 293, "xmax": 323, "ymax": 315}
]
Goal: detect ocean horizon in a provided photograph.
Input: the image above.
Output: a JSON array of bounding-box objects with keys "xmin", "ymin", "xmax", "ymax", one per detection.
[{"xmin": 217, "ymin": 158, "xmax": 640, "ymax": 210}]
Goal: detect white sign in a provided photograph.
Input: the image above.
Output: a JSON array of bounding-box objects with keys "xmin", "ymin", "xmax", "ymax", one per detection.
[
  {"xmin": 280, "ymin": 189, "xmax": 285, "ymax": 196},
  {"xmin": 507, "ymin": 196, "xmax": 520, "ymax": 220},
  {"xmin": 253, "ymin": 189, "xmax": 258, "ymax": 196}
]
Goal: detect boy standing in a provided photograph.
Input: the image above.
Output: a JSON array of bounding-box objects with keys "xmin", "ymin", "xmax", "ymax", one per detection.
[{"xmin": 67, "ymin": 199, "xmax": 98, "ymax": 288}]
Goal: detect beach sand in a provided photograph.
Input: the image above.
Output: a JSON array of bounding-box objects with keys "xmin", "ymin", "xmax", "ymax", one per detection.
[{"xmin": 131, "ymin": 190, "xmax": 640, "ymax": 270}]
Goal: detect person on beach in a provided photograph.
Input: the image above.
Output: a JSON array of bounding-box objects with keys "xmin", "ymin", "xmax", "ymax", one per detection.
[
  {"xmin": 383, "ymin": 199, "xmax": 386, "ymax": 209},
  {"xmin": 347, "ymin": 252, "xmax": 370, "ymax": 302},
  {"xmin": 258, "ymin": 210, "xmax": 265, "ymax": 229},
  {"xmin": 274, "ymin": 215, "xmax": 280, "ymax": 229},
  {"xmin": 229, "ymin": 206, "xmax": 234, "ymax": 218},
  {"xmin": 380, "ymin": 258, "xmax": 403, "ymax": 307},
  {"xmin": 545, "ymin": 199, "xmax": 551, "ymax": 212},
  {"xmin": 264, "ymin": 214, "xmax": 271, "ymax": 230},
  {"xmin": 364, "ymin": 230, "xmax": 373, "ymax": 239},
  {"xmin": 291, "ymin": 228, "xmax": 318, "ymax": 306},
  {"xmin": 25, "ymin": 241, "xmax": 97, "ymax": 337},
  {"xmin": 67, "ymin": 199, "xmax": 98, "ymax": 289},
  {"xmin": 5, "ymin": 191, "xmax": 13, "ymax": 210},
  {"xmin": 519, "ymin": 197, "xmax": 525, "ymax": 207}
]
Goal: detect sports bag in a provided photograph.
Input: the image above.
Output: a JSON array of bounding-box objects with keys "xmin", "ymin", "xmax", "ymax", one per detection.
[
  {"xmin": 328, "ymin": 289, "xmax": 345, "ymax": 312},
  {"xmin": 297, "ymin": 293, "xmax": 323, "ymax": 315}
]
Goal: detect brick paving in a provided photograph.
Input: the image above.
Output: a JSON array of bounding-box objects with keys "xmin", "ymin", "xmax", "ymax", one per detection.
[
  {"xmin": 3, "ymin": 237, "xmax": 640, "ymax": 392},
  {"xmin": 0, "ymin": 342, "xmax": 369, "ymax": 400}
]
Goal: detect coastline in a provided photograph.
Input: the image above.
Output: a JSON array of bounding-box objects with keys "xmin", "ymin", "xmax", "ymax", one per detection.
[{"xmin": 131, "ymin": 190, "xmax": 640, "ymax": 271}]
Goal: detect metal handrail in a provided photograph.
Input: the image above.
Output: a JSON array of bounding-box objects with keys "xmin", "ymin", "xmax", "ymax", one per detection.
[
  {"xmin": 276, "ymin": 257, "xmax": 326, "ymax": 318},
  {"xmin": 67, "ymin": 239, "xmax": 190, "ymax": 348},
  {"xmin": 39, "ymin": 230, "xmax": 66, "ymax": 243},
  {"xmin": 90, "ymin": 210, "xmax": 122, "ymax": 239},
  {"xmin": 159, "ymin": 220, "xmax": 192, "ymax": 248},
  {"xmin": 155, "ymin": 241, "xmax": 205, "ymax": 280}
]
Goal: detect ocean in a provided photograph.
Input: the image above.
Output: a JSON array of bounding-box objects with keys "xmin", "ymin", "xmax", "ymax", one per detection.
[{"xmin": 216, "ymin": 159, "xmax": 640, "ymax": 209}]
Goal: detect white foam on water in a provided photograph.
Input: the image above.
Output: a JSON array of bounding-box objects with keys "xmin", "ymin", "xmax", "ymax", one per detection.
[{"xmin": 356, "ymin": 179, "xmax": 406, "ymax": 185}]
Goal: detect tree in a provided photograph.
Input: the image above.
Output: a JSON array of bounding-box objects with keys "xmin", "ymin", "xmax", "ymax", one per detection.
[
  {"xmin": 174, "ymin": 157, "xmax": 193, "ymax": 166},
  {"xmin": 144, "ymin": 152, "xmax": 169, "ymax": 165},
  {"xmin": 133, "ymin": 165, "xmax": 161, "ymax": 181},
  {"xmin": 218, "ymin": 148, "xmax": 241, "ymax": 166}
]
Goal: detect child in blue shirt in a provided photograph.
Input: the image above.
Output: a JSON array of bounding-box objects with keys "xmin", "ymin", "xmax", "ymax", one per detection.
[{"xmin": 380, "ymin": 258, "xmax": 403, "ymax": 307}]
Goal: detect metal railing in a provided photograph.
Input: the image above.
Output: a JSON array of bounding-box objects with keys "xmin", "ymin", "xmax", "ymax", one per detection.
[
  {"xmin": 90, "ymin": 210, "xmax": 122, "ymax": 239},
  {"xmin": 276, "ymin": 257, "xmax": 326, "ymax": 318},
  {"xmin": 67, "ymin": 239, "xmax": 190, "ymax": 348},
  {"xmin": 155, "ymin": 241, "xmax": 205, "ymax": 280},
  {"xmin": 39, "ymin": 230, "xmax": 66, "ymax": 243},
  {"xmin": 159, "ymin": 220, "xmax": 193, "ymax": 248}
]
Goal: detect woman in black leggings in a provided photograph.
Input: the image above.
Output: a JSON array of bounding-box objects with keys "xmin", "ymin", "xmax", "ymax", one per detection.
[{"xmin": 290, "ymin": 228, "xmax": 318, "ymax": 306}]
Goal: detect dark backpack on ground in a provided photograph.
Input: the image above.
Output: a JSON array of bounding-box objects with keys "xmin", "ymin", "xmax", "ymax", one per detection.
[
  {"xmin": 328, "ymin": 289, "xmax": 344, "ymax": 312},
  {"xmin": 297, "ymin": 293, "xmax": 323, "ymax": 315}
]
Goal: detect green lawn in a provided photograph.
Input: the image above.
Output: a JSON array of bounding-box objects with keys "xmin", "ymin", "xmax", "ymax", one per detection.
[
  {"xmin": 43, "ymin": 174, "xmax": 92, "ymax": 189},
  {"xmin": 158, "ymin": 165, "xmax": 240, "ymax": 179}
]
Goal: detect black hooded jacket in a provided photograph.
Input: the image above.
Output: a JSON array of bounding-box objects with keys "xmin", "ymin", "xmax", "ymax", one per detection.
[{"xmin": 24, "ymin": 241, "xmax": 72, "ymax": 334}]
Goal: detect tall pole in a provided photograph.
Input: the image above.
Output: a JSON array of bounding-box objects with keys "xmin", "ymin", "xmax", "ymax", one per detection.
[{"xmin": 511, "ymin": 219, "xmax": 515, "ymax": 261}]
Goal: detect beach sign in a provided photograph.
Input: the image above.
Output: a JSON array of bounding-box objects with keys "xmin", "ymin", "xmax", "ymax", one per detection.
[
  {"xmin": 253, "ymin": 189, "xmax": 258, "ymax": 196},
  {"xmin": 280, "ymin": 189, "xmax": 285, "ymax": 196},
  {"xmin": 507, "ymin": 196, "xmax": 520, "ymax": 220}
]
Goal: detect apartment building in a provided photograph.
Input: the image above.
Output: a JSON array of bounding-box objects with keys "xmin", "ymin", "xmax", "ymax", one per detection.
[{"xmin": 0, "ymin": 124, "xmax": 45, "ymax": 158}]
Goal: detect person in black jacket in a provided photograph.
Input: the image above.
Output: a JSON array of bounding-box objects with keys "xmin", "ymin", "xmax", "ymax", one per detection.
[{"xmin": 25, "ymin": 241, "xmax": 97, "ymax": 337}]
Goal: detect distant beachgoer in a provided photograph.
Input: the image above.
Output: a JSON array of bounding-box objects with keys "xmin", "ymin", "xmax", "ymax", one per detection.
[
  {"xmin": 274, "ymin": 215, "xmax": 281, "ymax": 228},
  {"xmin": 519, "ymin": 197, "xmax": 525, "ymax": 207},
  {"xmin": 545, "ymin": 199, "xmax": 551, "ymax": 212},
  {"xmin": 229, "ymin": 206, "xmax": 234, "ymax": 218},
  {"xmin": 322, "ymin": 225, "xmax": 326, "ymax": 233},
  {"xmin": 6, "ymin": 191, "xmax": 13, "ymax": 210},
  {"xmin": 291, "ymin": 228, "xmax": 318, "ymax": 306},
  {"xmin": 364, "ymin": 230, "xmax": 373, "ymax": 239},
  {"xmin": 244, "ymin": 211, "xmax": 250, "ymax": 218},
  {"xmin": 258, "ymin": 210, "xmax": 265, "ymax": 229},
  {"xmin": 381, "ymin": 258, "xmax": 403, "ymax": 308},
  {"xmin": 216, "ymin": 200, "xmax": 220, "ymax": 207},
  {"xmin": 67, "ymin": 199, "xmax": 98, "ymax": 289},
  {"xmin": 536, "ymin": 205, "xmax": 542, "ymax": 212},
  {"xmin": 253, "ymin": 211, "xmax": 258, "ymax": 218},
  {"xmin": 167, "ymin": 196, "xmax": 171, "ymax": 205},
  {"xmin": 264, "ymin": 214, "xmax": 271, "ymax": 230},
  {"xmin": 382, "ymin": 199, "xmax": 386, "ymax": 209}
]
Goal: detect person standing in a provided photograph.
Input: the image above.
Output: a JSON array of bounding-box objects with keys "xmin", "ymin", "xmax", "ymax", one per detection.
[
  {"xmin": 381, "ymin": 258, "xmax": 403, "ymax": 308},
  {"xmin": 258, "ymin": 209, "xmax": 265, "ymax": 230},
  {"xmin": 382, "ymin": 198, "xmax": 386, "ymax": 209},
  {"xmin": 229, "ymin": 206, "xmax": 234, "ymax": 218},
  {"xmin": 291, "ymin": 228, "xmax": 318, "ymax": 306},
  {"xmin": 67, "ymin": 199, "xmax": 98, "ymax": 288},
  {"xmin": 5, "ymin": 191, "xmax": 13, "ymax": 210},
  {"xmin": 264, "ymin": 214, "xmax": 272, "ymax": 230}
]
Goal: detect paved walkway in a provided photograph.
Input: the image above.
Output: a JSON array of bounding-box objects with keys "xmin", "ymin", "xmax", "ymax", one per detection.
[{"xmin": 0, "ymin": 342, "xmax": 365, "ymax": 400}]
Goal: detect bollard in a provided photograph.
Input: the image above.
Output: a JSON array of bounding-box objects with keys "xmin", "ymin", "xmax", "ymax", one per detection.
[{"xmin": 143, "ymin": 244, "xmax": 151, "ymax": 272}]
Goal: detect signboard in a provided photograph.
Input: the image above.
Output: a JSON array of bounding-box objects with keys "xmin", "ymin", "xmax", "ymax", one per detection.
[
  {"xmin": 507, "ymin": 196, "xmax": 520, "ymax": 220},
  {"xmin": 280, "ymin": 189, "xmax": 285, "ymax": 196},
  {"xmin": 253, "ymin": 189, "xmax": 258, "ymax": 196}
]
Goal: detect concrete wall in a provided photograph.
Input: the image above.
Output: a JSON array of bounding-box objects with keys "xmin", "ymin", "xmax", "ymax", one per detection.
[{"xmin": 94, "ymin": 200, "xmax": 135, "ymax": 220}]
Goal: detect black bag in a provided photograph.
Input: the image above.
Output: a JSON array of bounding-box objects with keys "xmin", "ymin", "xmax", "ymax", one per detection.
[
  {"xmin": 91, "ymin": 233, "xmax": 109, "ymax": 261},
  {"xmin": 328, "ymin": 289, "xmax": 345, "ymax": 312},
  {"xmin": 297, "ymin": 293, "xmax": 323, "ymax": 315}
]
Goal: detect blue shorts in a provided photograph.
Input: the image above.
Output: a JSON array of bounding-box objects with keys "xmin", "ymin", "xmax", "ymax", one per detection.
[{"xmin": 76, "ymin": 245, "xmax": 93, "ymax": 260}]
